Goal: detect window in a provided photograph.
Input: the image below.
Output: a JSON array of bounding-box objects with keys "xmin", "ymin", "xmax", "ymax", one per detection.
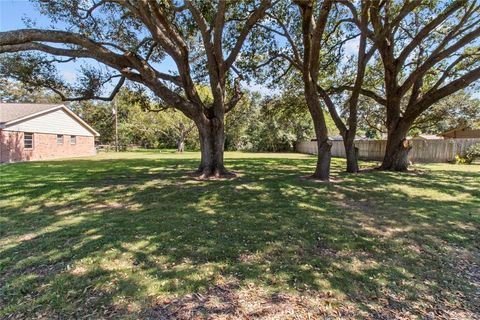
[
  {"xmin": 70, "ymin": 135, "xmax": 76, "ymax": 145},
  {"xmin": 57, "ymin": 134, "xmax": 64, "ymax": 144},
  {"xmin": 24, "ymin": 133, "xmax": 33, "ymax": 149}
]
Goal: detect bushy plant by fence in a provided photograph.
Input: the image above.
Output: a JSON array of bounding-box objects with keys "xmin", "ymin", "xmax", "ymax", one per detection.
[{"xmin": 456, "ymin": 143, "xmax": 480, "ymax": 164}]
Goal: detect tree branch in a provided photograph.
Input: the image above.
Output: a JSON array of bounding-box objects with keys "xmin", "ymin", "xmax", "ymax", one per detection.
[
  {"xmin": 51, "ymin": 76, "xmax": 126, "ymax": 102},
  {"xmin": 329, "ymin": 85, "xmax": 387, "ymax": 106},
  {"xmin": 225, "ymin": 78, "xmax": 244, "ymax": 113},
  {"xmin": 399, "ymin": 24, "xmax": 480, "ymax": 95},
  {"xmin": 224, "ymin": 0, "xmax": 272, "ymax": 71},
  {"xmin": 407, "ymin": 65, "xmax": 480, "ymax": 120},
  {"xmin": 317, "ymin": 84, "xmax": 347, "ymax": 133},
  {"xmin": 395, "ymin": 0, "xmax": 465, "ymax": 68},
  {"xmin": 266, "ymin": 11, "xmax": 302, "ymax": 67}
]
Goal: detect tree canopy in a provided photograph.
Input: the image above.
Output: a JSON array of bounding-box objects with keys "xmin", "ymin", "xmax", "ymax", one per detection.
[{"xmin": 1, "ymin": 0, "xmax": 480, "ymax": 178}]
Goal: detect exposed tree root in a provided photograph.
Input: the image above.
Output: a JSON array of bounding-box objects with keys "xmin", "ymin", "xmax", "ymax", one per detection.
[
  {"xmin": 301, "ymin": 175, "xmax": 343, "ymax": 183},
  {"xmin": 190, "ymin": 168, "xmax": 237, "ymax": 180}
]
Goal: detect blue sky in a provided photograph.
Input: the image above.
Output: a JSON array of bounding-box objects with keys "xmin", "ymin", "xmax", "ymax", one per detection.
[
  {"xmin": 1, "ymin": 0, "xmax": 88, "ymax": 83},
  {"xmin": 1, "ymin": 1, "xmax": 41, "ymax": 30}
]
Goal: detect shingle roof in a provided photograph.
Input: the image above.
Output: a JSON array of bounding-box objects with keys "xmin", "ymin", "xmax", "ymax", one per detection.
[
  {"xmin": 0, "ymin": 103, "xmax": 100, "ymax": 136},
  {"xmin": 0, "ymin": 103, "xmax": 62, "ymax": 124}
]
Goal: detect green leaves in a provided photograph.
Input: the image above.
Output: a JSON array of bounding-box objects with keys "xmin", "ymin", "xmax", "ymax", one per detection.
[{"xmin": 0, "ymin": 53, "xmax": 69, "ymax": 95}]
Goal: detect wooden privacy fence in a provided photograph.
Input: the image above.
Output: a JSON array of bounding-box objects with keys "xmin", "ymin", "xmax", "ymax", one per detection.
[{"xmin": 295, "ymin": 138, "xmax": 480, "ymax": 163}]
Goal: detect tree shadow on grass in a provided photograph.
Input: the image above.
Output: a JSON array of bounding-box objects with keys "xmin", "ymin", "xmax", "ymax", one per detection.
[{"xmin": 0, "ymin": 155, "xmax": 479, "ymax": 318}]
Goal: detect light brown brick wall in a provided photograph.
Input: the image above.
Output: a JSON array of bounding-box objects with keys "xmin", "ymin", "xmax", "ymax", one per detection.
[{"xmin": 0, "ymin": 130, "xmax": 96, "ymax": 163}]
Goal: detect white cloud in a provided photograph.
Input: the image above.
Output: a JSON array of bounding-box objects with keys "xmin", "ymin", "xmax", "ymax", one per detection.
[
  {"xmin": 242, "ymin": 81, "xmax": 279, "ymax": 96},
  {"xmin": 343, "ymin": 36, "xmax": 360, "ymax": 56},
  {"xmin": 61, "ymin": 70, "xmax": 76, "ymax": 82}
]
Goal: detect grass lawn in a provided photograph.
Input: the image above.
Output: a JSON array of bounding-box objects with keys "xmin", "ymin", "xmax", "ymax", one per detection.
[{"xmin": 1, "ymin": 151, "xmax": 479, "ymax": 319}]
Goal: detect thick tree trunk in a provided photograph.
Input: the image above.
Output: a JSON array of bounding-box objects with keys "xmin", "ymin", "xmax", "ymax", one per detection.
[
  {"xmin": 195, "ymin": 117, "xmax": 233, "ymax": 178},
  {"xmin": 314, "ymin": 138, "xmax": 332, "ymax": 180},
  {"xmin": 303, "ymin": 83, "xmax": 331, "ymax": 180},
  {"xmin": 177, "ymin": 139, "xmax": 185, "ymax": 153},
  {"xmin": 344, "ymin": 135, "xmax": 359, "ymax": 173},
  {"xmin": 380, "ymin": 122, "xmax": 413, "ymax": 171},
  {"xmin": 307, "ymin": 99, "xmax": 331, "ymax": 181}
]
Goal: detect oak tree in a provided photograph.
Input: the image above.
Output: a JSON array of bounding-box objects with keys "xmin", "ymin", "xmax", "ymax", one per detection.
[
  {"xmin": 0, "ymin": 0, "xmax": 272, "ymax": 178},
  {"xmin": 355, "ymin": 0, "xmax": 480, "ymax": 171}
]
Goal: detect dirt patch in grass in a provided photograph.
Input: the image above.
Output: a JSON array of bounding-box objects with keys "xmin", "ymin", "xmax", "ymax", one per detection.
[
  {"xmin": 142, "ymin": 281, "xmax": 358, "ymax": 320},
  {"xmin": 140, "ymin": 279, "xmax": 480, "ymax": 320}
]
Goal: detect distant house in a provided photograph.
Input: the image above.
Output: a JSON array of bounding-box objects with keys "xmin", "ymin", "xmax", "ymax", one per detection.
[
  {"xmin": 0, "ymin": 103, "xmax": 99, "ymax": 163},
  {"xmin": 440, "ymin": 127, "xmax": 480, "ymax": 139},
  {"xmin": 328, "ymin": 135, "xmax": 345, "ymax": 141},
  {"xmin": 411, "ymin": 134, "xmax": 443, "ymax": 140},
  {"xmin": 310, "ymin": 135, "xmax": 367, "ymax": 141}
]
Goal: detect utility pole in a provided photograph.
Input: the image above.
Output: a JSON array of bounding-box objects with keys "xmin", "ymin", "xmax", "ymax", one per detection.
[{"xmin": 112, "ymin": 100, "xmax": 118, "ymax": 152}]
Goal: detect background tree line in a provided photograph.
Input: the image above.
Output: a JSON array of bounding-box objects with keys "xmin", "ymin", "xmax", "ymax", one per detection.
[{"xmin": 2, "ymin": 78, "xmax": 477, "ymax": 152}]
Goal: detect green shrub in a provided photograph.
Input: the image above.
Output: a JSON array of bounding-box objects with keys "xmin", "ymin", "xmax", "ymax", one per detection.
[
  {"xmin": 455, "ymin": 154, "xmax": 468, "ymax": 164},
  {"xmin": 456, "ymin": 143, "xmax": 480, "ymax": 164},
  {"xmin": 464, "ymin": 143, "xmax": 480, "ymax": 164}
]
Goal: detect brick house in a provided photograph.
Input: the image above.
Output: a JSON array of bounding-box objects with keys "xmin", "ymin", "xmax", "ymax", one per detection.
[{"xmin": 0, "ymin": 103, "xmax": 99, "ymax": 163}]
